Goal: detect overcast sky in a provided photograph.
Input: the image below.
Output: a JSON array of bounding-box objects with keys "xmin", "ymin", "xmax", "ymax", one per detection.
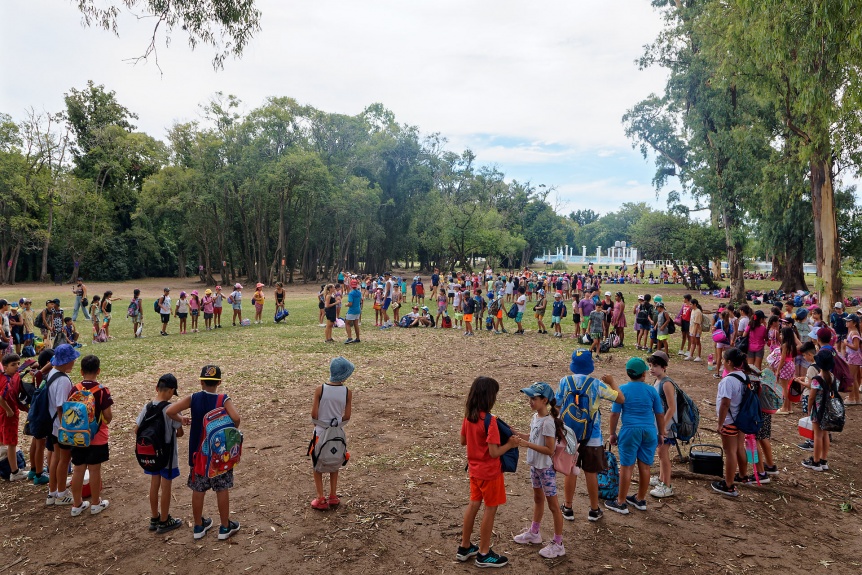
[{"xmin": 1, "ymin": 0, "xmax": 672, "ymax": 214}]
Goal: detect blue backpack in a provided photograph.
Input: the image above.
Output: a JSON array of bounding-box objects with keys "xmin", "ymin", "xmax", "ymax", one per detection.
[
  {"xmin": 729, "ymin": 374, "xmax": 763, "ymax": 435},
  {"xmin": 558, "ymin": 375, "xmax": 601, "ymax": 442},
  {"xmin": 483, "ymin": 413, "xmax": 518, "ymax": 473},
  {"xmin": 597, "ymin": 447, "xmax": 619, "ymax": 500},
  {"xmin": 27, "ymin": 372, "xmax": 67, "ymax": 440}
]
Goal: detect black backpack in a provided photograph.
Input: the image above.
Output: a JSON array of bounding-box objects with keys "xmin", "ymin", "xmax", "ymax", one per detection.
[
  {"xmin": 135, "ymin": 401, "xmax": 174, "ymax": 472},
  {"xmin": 33, "ymin": 310, "xmax": 46, "ymax": 330}
]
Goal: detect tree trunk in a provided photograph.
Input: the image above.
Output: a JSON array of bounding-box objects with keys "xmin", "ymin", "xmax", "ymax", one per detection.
[
  {"xmin": 811, "ymin": 157, "xmax": 842, "ymax": 308},
  {"xmin": 722, "ymin": 208, "xmax": 745, "ymax": 303},
  {"xmin": 178, "ymin": 250, "xmax": 187, "ymax": 278},
  {"xmin": 40, "ymin": 201, "xmax": 54, "ymax": 283},
  {"xmin": 777, "ymin": 248, "xmax": 808, "ymax": 293}
]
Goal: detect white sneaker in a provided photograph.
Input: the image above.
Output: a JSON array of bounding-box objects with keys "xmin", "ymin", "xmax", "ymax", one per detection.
[
  {"xmin": 71, "ymin": 500, "xmax": 91, "ymax": 516},
  {"xmin": 693, "ymin": 357, "xmax": 703, "ymax": 363},
  {"xmin": 649, "ymin": 475, "xmax": 661, "ymax": 487},
  {"xmin": 677, "ymin": 350, "xmax": 686, "ymax": 356},
  {"xmin": 91, "ymin": 499, "xmax": 110, "ymax": 514},
  {"xmin": 54, "ymin": 490, "xmax": 73, "ymax": 505},
  {"xmin": 46, "ymin": 493, "xmax": 56, "ymax": 506},
  {"xmin": 513, "ymin": 528, "xmax": 543, "ymax": 545},
  {"xmin": 650, "ymin": 483, "xmax": 675, "ymax": 498},
  {"xmin": 683, "ymin": 354, "xmax": 692, "ymax": 361},
  {"xmin": 539, "ymin": 541, "xmax": 566, "ymax": 559},
  {"xmin": 8, "ymin": 469, "xmax": 26, "ymax": 481}
]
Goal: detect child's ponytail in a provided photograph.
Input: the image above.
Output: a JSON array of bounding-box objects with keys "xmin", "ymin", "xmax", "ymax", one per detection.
[{"xmin": 549, "ymin": 398, "xmax": 566, "ymax": 444}]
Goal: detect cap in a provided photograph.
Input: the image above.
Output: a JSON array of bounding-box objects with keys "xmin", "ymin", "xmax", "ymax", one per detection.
[
  {"xmin": 205, "ymin": 289, "xmax": 212, "ymax": 296},
  {"xmin": 52, "ymin": 298, "xmax": 60, "ymax": 305},
  {"xmin": 350, "ymin": 279, "xmax": 359, "ymax": 288},
  {"xmin": 179, "ymin": 291, "xmax": 186, "ymax": 297},
  {"xmin": 648, "ymin": 351, "xmax": 670, "ymax": 365},
  {"xmin": 834, "ymin": 302, "xmax": 844, "ymax": 309},
  {"xmin": 626, "ymin": 357, "xmax": 649, "ymax": 377},
  {"xmin": 653, "ymin": 295, "xmax": 663, "ymax": 303},
  {"xmin": 538, "ymin": 289, "xmax": 545, "ymax": 296},
  {"xmin": 235, "ymin": 283, "xmax": 242, "ymax": 289},
  {"xmin": 215, "ymin": 285, "xmax": 222, "ymax": 290},
  {"xmin": 554, "ymin": 292, "xmax": 562, "ymax": 298},
  {"xmin": 814, "ymin": 349, "xmax": 834, "ymax": 372},
  {"xmin": 46, "ymin": 299, "xmax": 53, "ymax": 305},
  {"xmin": 157, "ymin": 373, "xmax": 179, "ymax": 396},
  {"xmin": 256, "ymin": 283, "xmax": 264, "ymax": 289},
  {"xmin": 816, "ymin": 327, "xmax": 833, "ymax": 341},
  {"xmin": 656, "ymin": 301, "xmax": 665, "ymax": 308},
  {"xmin": 604, "ymin": 291, "xmax": 612, "ymax": 296},
  {"xmin": 329, "ymin": 356, "xmax": 355, "ymax": 383},
  {"xmin": 164, "ymin": 287, "xmax": 170, "ymax": 292},
  {"xmin": 384, "ymin": 272, "xmax": 391, "ymax": 276},
  {"xmin": 520, "ymin": 382, "xmax": 554, "ymax": 401},
  {"xmin": 199, "ymin": 365, "xmax": 222, "ymax": 381},
  {"xmin": 51, "ymin": 344, "xmax": 80, "ymax": 367},
  {"xmin": 569, "ymin": 348, "xmax": 594, "ymax": 375},
  {"xmin": 637, "ymin": 294, "xmax": 644, "ymax": 300}
]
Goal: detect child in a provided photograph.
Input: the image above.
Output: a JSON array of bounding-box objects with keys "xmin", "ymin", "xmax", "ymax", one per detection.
[
  {"xmin": 158, "ymin": 288, "xmax": 172, "ymax": 337},
  {"xmin": 373, "ymin": 287, "xmax": 384, "ymax": 327},
  {"xmin": 588, "ymin": 308, "xmax": 606, "ymax": 355},
  {"xmin": 534, "ymin": 289, "xmax": 547, "ymax": 335},
  {"xmin": 213, "ymin": 286, "xmax": 223, "ymax": 329},
  {"xmin": 0, "ymin": 354, "xmax": 26, "ymax": 480},
  {"xmin": 514, "ymin": 286, "xmax": 527, "ymax": 335},
  {"xmin": 647, "ymin": 351, "xmax": 676, "ymax": 498},
  {"xmin": 176, "ymin": 291, "xmax": 189, "ymax": 334},
  {"xmin": 229, "ymin": 284, "xmax": 243, "ymax": 326},
  {"xmin": 61, "ymin": 317, "xmax": 80, "ymax": 346},
  {"xmin": 252, "ymin": 283, "xmax": 265, "ymax": 324},
  {"xmin": 571, "ymin": 293, "xmax": 581, "ymax": 339},
  {"xmin": 776, "ymin": 327, "xmax": 798, "ymax": 414},
  {"xmin": 551, "ymin": 293, "xmax": 564, "ymax": 338},
  {"xmin": 319, "ymin": 285, "xmax": 328, "ymax": 327},
  {"xmin": 436, "ymin": 286, "xmax": 448, "ymax": 328},
  {"xmin": 69, "ymin": 354, "xmax": 112, "ymax": 516},
  {"xmin": 9, "ymin": 304, "xmax": 23, "ymax": 355},
  {"xmin": 26, "ymin": 349, "xmax": 54, "ymax": 485},
  {"xmin": 130, "ymin": 289, "xmax": 143, "ymax": 338},
  {"xmin": 310, "ymin": 357, "xmax": 354, "ymax": 509},
  {"xmin": 462, "ymin": 291, "xmax": 476, "ymax": 336},
  {"xmin": 474, "ymin": 289, "xmax": 486, "ymax": 329},
  {"xmin": 458, "ymin": 376, "xmax": 518, "ymax": 567},
  {"xmin": 189, "ymin": 291, "xmax": 201, "ymax": 333},
  {"xmin": 46, "ymin": 344, "xmax": 79, "ymax": 505},
  {"xmin": 88, "ymin": 295, "xmax": 101, "ymax": 339},
  {"xmin": 453, "ymin": 287, "xmax": 463, "ymax": 329},
  {"xmin": 99, "ymin": 291, "xmax": 121, "ymax": 340},
  {"xmin": 802, "ymin": 350, "xmax": 836, "ymax": 472},
  {"xmin": 166, "ymin": 365, "xmax": 241, "ymax": 540},
  {"xmin": 274, "ymin": 282, "xmax": 286, "ymax": 315},
  {"xmin": 21, "ymin": 298, "xmax": 35, "ymax": 351},
  {"xmin": 135, "ymin": 373, "xmax": 185, "ymax": 533},
  {"xmin": 202, "ymin": 289, "xmax": 215, "ymax": 331},
  {"xmin": 512, "ymin": 382, "xmax": 566, "ymax": 558}
]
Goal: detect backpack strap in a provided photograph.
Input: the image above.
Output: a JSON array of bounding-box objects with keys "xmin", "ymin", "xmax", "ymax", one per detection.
[{"xmin": 216, "ymin": 394, "xmax": 225, "ymax": 409}]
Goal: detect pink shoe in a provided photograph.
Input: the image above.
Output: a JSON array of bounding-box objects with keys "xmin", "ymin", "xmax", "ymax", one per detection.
[{"xmin": 311, "ymin": 497, "xmax": 329, "ymax": 510}]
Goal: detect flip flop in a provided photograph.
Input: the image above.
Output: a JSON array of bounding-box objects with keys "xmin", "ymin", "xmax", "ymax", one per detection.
[{"xmin": 311, "ymin": 497, "xmax": 329, "ymax": 510}]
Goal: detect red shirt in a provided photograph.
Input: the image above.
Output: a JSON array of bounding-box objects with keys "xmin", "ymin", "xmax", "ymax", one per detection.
[
  {"xmin": 461, "ymin": 412, "xmax": 502, "ymax": 481},
  {"xmin": 0, "ymin": 373, "xmax": 22, "ymax": 416},
  {"xmin": 681, "ymin": 303, "xmax": 692, "ymax": 321}
]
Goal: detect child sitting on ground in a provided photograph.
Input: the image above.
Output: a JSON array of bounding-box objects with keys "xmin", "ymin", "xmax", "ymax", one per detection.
[{"xmin": 310, "ymin": 357, "xmax": 354, "ymax": 510}]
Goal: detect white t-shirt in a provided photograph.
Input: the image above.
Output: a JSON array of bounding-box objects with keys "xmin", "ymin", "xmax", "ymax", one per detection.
[
  {"xmin": 47, "ymin": 369, "xmax": 74, "ymax": 436},
  {"xmin": 738, "ymin": 316, "xmax": 750, "ymax": 336},
  {"xmin": 716, "ymin": 371, "xmax": 745, "ymax": 425},
  {"xmin": 527, "ymin": 413, "xmax": 556, "ymax": 469},
  {"xmin": 453, "ymin": 292, "xmax": 462, "ymax": 308},
  {"xmin": 517, "ymin": 294, "xmax": 527, "ymax": 313},
  {"xmin": 159, "ymin": 295, "xmax": 172, "ymax": 314},
  {"xmin": 135, "ymin": 402, "xmax": 183, "ymax": 469}
]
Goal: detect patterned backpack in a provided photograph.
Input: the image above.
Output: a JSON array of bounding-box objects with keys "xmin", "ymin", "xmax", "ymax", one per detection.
[
  {"xmin": 58, "ymin": 383, "xmax": 103, "ymax": 448},
  {"xmin": 193, "ymin": 395, "xmax": 243, "ymax": 478}
]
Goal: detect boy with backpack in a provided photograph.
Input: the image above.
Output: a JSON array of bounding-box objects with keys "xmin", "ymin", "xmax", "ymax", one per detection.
[
  {"xmin": 67, "ymin": 354, "xmax": 113, "ymax": 516},
  {"xmin": 44, "ymin": 344, "xmax": 79, "ymax": 505},
  {"xmin": 135, "ymin": 373, "xmax": 185, "ymax": 533},
  {"xmin": 166, "ymin": 365, "xmax": 242, "ymax": 541},
  {"xmin": 0, "ymin": 354, "xmax": 27, "ymax": 481},
  {"xmin": 830, "ymin": 302, "xmax": 848, "ymax": 356}
]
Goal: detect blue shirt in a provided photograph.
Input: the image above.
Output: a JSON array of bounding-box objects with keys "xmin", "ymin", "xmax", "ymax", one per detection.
[
  {"xmin": 611, "ymin": 382, "xmax": 663, "ymax": 428},
  {"xmin": 347, "ymin": 289, "xmax": 362, "ymax": 315},
  {"xmin": 552, "ymin": 300, "xmax": 564, "ymax": 317}
]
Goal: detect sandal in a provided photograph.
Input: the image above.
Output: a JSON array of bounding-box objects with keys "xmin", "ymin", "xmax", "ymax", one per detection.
[
  {"xmin": 327, "ymin": 495, "xmax": 341, "ymax": 506},
  {"xmin": 311, "ymin": 497, "xmax": 330, "ymax": 510}
]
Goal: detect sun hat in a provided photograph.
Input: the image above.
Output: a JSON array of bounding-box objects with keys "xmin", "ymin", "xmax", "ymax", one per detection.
[
  {"xmin": 51, "ymin": 344, "xmax": 80, "ymax": 367},
  {"xmin": 520, "ymin": 382, "xmax": 554, "ymax": 400},
  {"xmin": 235, "ymin": 283, "xmax": 242, "ymax": 289},
  {"xmin": 625, "ymin": 357, "xmax": 649, "ymax": 378},
  {"xmin": 157, "ymin": 373, "xmax": 179, "ymax": 396},
  {"xmin": 569, "ymin": 348, "xmax": 594, "ymax": 375},
  {"xmin": 190, "ymin": 290, "xmax": 198, "ymax": 296},
  {"xmin": 256, "ymin": 283, "xmax": 264, "ymax": 289},
  {"xmin": 205, "ymin": 289, "xmax": 212, "ymax": 296},
  {"xmin": 200, "ymin": 365, "xmax": 222, "ymax": 381},
  {"xmin": 653, "ymin": 294, "xmax": 663, "ymax": 303},
  {"xmin": 179, "ymin": 291, "xmax": 186, "ymax": 297},
  {"xmin": 329, "ymin": 356, "xmax": 355, "ymax": 383}
]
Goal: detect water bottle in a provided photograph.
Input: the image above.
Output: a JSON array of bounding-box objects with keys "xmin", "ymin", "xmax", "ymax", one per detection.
[{"xmin": 707, "ymin": 353, "xmax": 715, "ymax": 371}]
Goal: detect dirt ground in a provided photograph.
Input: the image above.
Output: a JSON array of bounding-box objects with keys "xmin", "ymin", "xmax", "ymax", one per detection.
[{"xmin": 0, "ymin": 277, "xmax": 860, "ymax": 575}]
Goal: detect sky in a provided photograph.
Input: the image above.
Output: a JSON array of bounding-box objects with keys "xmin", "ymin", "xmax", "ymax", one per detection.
[{"xmin": 0, "ymin": 0, "xmax": 672, "ymax": 215}]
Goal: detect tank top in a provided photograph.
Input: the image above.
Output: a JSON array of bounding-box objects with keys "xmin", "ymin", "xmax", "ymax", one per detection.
[{"xmin": 314, "ymin": 383, "xmax": 348, "ymax": 433}]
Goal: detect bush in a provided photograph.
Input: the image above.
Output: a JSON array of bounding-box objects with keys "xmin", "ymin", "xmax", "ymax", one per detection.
[{"xmin": 552, "ymin": 260, "xmax": 569, "ymax": 271}]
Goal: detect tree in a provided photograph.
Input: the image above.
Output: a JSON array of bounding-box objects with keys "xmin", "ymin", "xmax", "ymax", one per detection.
[
  {"xmin": 74, "ymin": 0, "xmax": 262, "ymax": 70},
  {"xmin": 570, "ymin": 208, "xmax": 599, "ymax": 226}
]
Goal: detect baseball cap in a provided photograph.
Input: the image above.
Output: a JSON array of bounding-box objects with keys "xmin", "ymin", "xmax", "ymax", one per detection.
[
  {"xmin": 637, "ymin": 294, "xmax": 644, "ymax": 300},
  {"xmin": 653, "ymin": 295, "xmax": 663, "ymax": 303},
  {"xmin": 199, "ymin": 365, "xmax": 222, "ymax": 381},
  {"xmin": 625, "ymin": 357, "xmax": 649, "ymax": 377},
  {"xmin": 350, "ymin": 279, "xmax": 359, "ymax": 288},
  {"xmin": 51, "ymin": 344, "xmax": 80, "ymax": 367},
  {"xmin": 554, "ymin": 292, "xmax": 562, "ymax": 298},
  {"xmin": 235, "ymin": 283, "xmax": 242, "ymax": 289},
  {"xmin": 164, "ymin": 287, "xmax": 170, "ymax": 292},
  {"xmin": 604, "ymin": 291, "xmax": 611, "ymax": 296},
  {"xmin": 157, "ymin": 373, "xmax": 179, "ymax": 396},
  {"xmin": 520, "ymin": 382, "xmax": 554, "ymax": 400},
  {"xmin": 834, "ymin": 302, "xmax": 843, "ymax": 309},
  {"xmin": 816, "ymin": 327, "xmax": 833, "ymax": 341},
  {"xmin": 256, "ymin": 283, "xmax": 264, "ymax": 289},
  {"xmin": 656, "ymin": 301, "xmax": 665, "ymax": 308},
  {"xmin": 647, "ymin": 351, "xmax": 670, "ymax": 365},
  {"xmin": 569, "ymin": 348, "xmax": 594, "ymax": 375}
]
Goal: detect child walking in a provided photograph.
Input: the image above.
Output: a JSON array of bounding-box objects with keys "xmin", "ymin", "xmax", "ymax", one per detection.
[
  {"xmin": 512, "ymin": 382, "xmax": 566, "ymax": 558},
  {"xmin": 135, "ymin": 373, "xmax": 185, "ymax": 533},
  {"xmin": 166, "ymin": 365, "xmax": 241, "ymax": 540},
  {"xmin": 310, "ymin": 357, "xmax": 354, "ymax": 510},
  {"xmin": 458, "ymin": 376, "xmax": 518, "ymax": 568}
]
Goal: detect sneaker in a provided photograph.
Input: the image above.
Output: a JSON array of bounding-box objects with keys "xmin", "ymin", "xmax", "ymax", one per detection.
[
  {"xmin": 218, "ymin": 520, "xmax": 241, "ymax": 540},
  {"xmin": 150, "ymin": 516, "xmax": 160, "ymax": 531},
  {"xmin": 513, "ymin": 528, "xmax": 542, "ymax": 545},
  {"xmin": 45, "ymin": 494, "xmax": 55, "ymax": 506},
  {"xmin": 157, "ymin": 515, "xmax": 184, "ymax": 534},
  {"xmin": 650, "ymin": 482, "xmax": 674, "ymax": 498},
  {"xmin": 8, "ymin": 469, "xmax": 26, "ymax": 481},
  {"xmin": 764, "ymin": 465, "xmax": 780, "ymax": 476},
  {"xmin": 54, "ymin": 490, "xmax": 74, "ymax": 505},
  {"xmin": 33, "ymin": 474, "xmax": 49, "ymax": 486},
  {"xmin": 604, "ymin": 499, "xmax": 629, "ymax": 514},
  {"xmin": 683, "ymin": 354, "xmax": 692, "ymax": 361},
  {"xmin": 734, "ymin": 473, "xmax": 754, "ymax": 485},
  {"xmin": 755, "ymin": 472, "xmax": 771, "ymax": 484},
  {"xmin": 801, "ymin": 457, "xmax": 823, "ymax": 471},
  {"xmin": 90, "ymin": 499, "xmax": 110, "ymax": 514},
  {"xmin": 194, "ymin": 517, "xmax": 214, "ymax": 539},
  {"xmin": 626, "ymin": 495, "xmax": 647, "ymax": 511},
  {"xmin": 538, "ymin": 541, "xmax": 566, "ymax": 559},
  {"xmin": 344, "ymin": 338, "xmax": 354, "ymax": 344},
  {"xmin": 71, "ymin": 501, "xmax": 91, "ymax": 516},
  {"xmin": 649, "ymin": 475, "xmax": 660, "ymax": 487},
  {"xmin": 560, "ymin": 505, "xmax": 574, "ymax": 521},
  {"xmin": 475, "ymin": 549, "xmax": 508, "ymax": 568},
  {"xmin": 26, "ymin": 469, "xmax": 36, "ymax": 481},
  {"xmin": 819, "ymin": 460, "xmax": 829, "ymax": 471},
  {"xmin": 456, "ymin": 544, "xmax": 479, "ymax": 562},
  {"xmin": 711, "ymin": 480, "xmax": 739, "ymax": 497},
  {"xmin": 677, "ymin": 350, "xmax": 686, "ymax": 356},
  {"xmin": 797, "ymin": 440, "xmax": 814, "ymax": 451},
  {"xmin": 693, "ymin": 357, "xmax": 703, "ymax": 363},
  {"xmin": 353, "ymin": 338, "xmax": 361, "ymax": 343}
]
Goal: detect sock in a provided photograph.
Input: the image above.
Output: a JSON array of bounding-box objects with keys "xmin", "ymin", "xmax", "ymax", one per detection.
[
  {"xmin": 530, "ymin": 521, "xmax": 541, "ymax": 534},
  {"xmin": 553, "ymin": 534, "xmax": 563, "ymax": 545}
]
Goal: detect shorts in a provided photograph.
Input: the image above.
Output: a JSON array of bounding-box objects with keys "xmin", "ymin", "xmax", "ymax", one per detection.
[
  {"xmin": 232, "ymin": 304, "xmax": 242, "ymax": 311},
  {"xmin": 438, "ymin": 305, "xmax": 447, "ymax": 314},
  {"xmin": 581, "ymin": 318, "xmax": 589, "ymax": 329},
  {"xmin": 496, "ymin": 310, "xmax": 503, "ymax": 319},
  {"xmin": 346, "ymin": 313, "xmax": 360, "ymax": 321},
  {"xmin": 463, "ymin": 314, "xmax": 473, "ymax": 323},
  {"xmin": 590, "ymin": 331, "xmax": 603, "ymax": 341},
  {"xmin": 145, "ymin": 467, "xmax": 181, "ymax": 480},
  {"xmin": 661, "ymin": 437, "xmax": 677, "ymax": 446},
  {"xmin": 551, "ymin": 316, "xmax": 561, "ymax": 325},
  {"xmin": 188, "ymin": 469, "xmax": 234, "ymax": 493},
  {"xmin": 576, "ymin": 443, "xmax": 607, "ymax": 474},
  {"xmin": 755, "ymin": 413, "xmax": 772, "ymax": 440},
  {"xmin": 204, "ymin": 312, "xmax": 213, "ymax": 320},
  {"xmin": 23, "ymin": 333, "xmax": 35, "ymax": 342},
  {"xmin": 71, "ymin": 443, "xmax": 110, "ymax": 466},
  {"xmin": 837, "ymin": 334, "xmax": 847, "ymax": 343},
  {"xmin": 383, "ymin": 298, "xmax": 392, "ymax": 311},
  {"xmin": 160, "ymin": 313, "xmax": 171, "ymax": 324},
  {"xmin": 454, "ymin": 312, "xmax": 463, "ymax": 321},
  {"xmin": 102, "ymin": 315, "xmax": 111, "ymax": 326},
  {"xmin": 719, "ymin": 423, "xmax": 739, "ymax": 437},
  {"xmin": 530, "ymin": 466, "xmax": 557, "ymax": 497},
  {"xmin": 47, "ymin": 434, "xmax": 71, "ymax": 452},
  {"xmin": 0, "ymin": 415, "xmax": 20, "ymax": 445},
  {"xmin": 657, "ymin": 334, "xmax": 669, "ymax": 341},
  {"xmin": 681, "ymin": 320, "xmax": 690, "ymax": 334},
  {"xmin": 636, "ymin": 322, "xmax": 650, "ymax": 332},
  {"xmin": 469, "ymin": 474, "xmax": 506, "ymax": 507},
  {"xmin": 534, "ymin": 312, "xmax": 545, "ymax": 319},
  {"xmin": 572, "ymin": 314, "xmax": 581, "ymax": 324},
  {"xmin": 177, "ymin": 313, "xmax": 188, "ymax": 320},
  {"xmin": 617, "ymin": 427, "xmax": 658, "ymax": 467},
  {"xmin": 214, "ymin": 307, "xmax": 222, "ymax": 316},
  {"xmin": 254, "ymin": 304, "xmax": 263, "ymax": 313},
  {"xmin": 747, "ymin": 348, "xmax": 765, "ymax": 359},
  {"xmin": 515, "ymin": 312, "xmax": 524, "ymax": 323},
  {"xmin": 190, "ymin": 309, "xmax": 199, "ymax": 316}
]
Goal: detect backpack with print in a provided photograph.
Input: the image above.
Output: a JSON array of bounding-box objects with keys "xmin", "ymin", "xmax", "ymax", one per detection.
[
  {"xmin": 489, "ymin": 298, "xmax": 501, "ymax": 315},
  {"xmin": 309, "ymin": 421, "xmax": 348, "ymax": 473},
  {"xmin": 93, "ymin": 327, "xmax": 108, "ymax": 343},
  {"xmin": 729, "ymin": 374, "xmax": 763, "ymax": 435},
  {"xmin": 597, "ymin": 446, "xmax": 619, "ymax": 500},
  {"xmin": 58, "ymin": 383, "xmax": 104, "ymax": 448},
  {"xmin": 830, "ymin": 350, "xmax": 853, "ymax": 393},
  {"xmin": 700, "ymin": 311, "xmax": 711, "ymax": 332},
  {"xmin": 756, "ymin": 368, "xmax": 783, "ymax": 414},
  {"xmin": 135, "ymin": 401, "xmax": 173, "ymax": 472},
  {"xmin": 657, "ymin": 376, "xmax": 700, "ymax": 442},
  {"xmin": 816, "ymin": 376, "xmax": 846, "ymax": 432},
  {"xmin": 484, "ymin": 413, "xmax": 518, "ymax": 473},
  {"xmin": 558, "ymin": 374, "xmax": 601, "ymax": 443},
  {"xmin": 193, "ymin": 394, "xmax": 243, "ymax": 478}
]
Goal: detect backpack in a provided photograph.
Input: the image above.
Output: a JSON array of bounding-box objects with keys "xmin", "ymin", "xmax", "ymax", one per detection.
[
  {"xmin": 507, "ymin": 304, "xmax": 519, "ymax": 319},
  {"xmin": 831, "ymin": 351, "xmax": 853, "ymax": 393},
  {"xmin": 552, "ymin": 424, "xmax": 579, "ymax": 476},
  {"xmin": 558, "ymin": 374, "xmax": 601, "ymax": 443},
  {"xmin": 135, "ymin": 401, "xmax": 173, "ymax": 472},
  {"xmin": 734, "ymin": 334, "xmax": 750, "ymax": 354},
  {"xmin": 485, "ymin": 316, "xmax": 493, "ymax": 331},
  {"xmin": 154, "ymin": 297, "xmax": 163, "ymax": 313},
  {"xmin": 26, "ymin": 372, "xmax": 66, "ymax": 440},
  {"xmin": 21, "ymin": 345, "xmax": 36, "ymax": 358},
  {"xmin": 193, "ymin": 394, "xmax": 243, "ymax": 478},
  {"xmin": 93, "ymin": 328, "xmax": 107, "ymax": 343},
  {"xmin": 127, "ymin": 300, "xmax": 139, "ymax": 317},
  {"xmin": 666, "ymin": 312, "xmax": 676, "ymax": 335},
  {"xmin": 58, "ymin": 383, "xmax": 104, "ymax": 448},
  {"xmin": 832, "ymin": 312, "xmax": 847, "ymax": 333},
  {"xmin": 636, "ymin": 304, "xmax": 650, "ymax": 324},
  {"xmin": 700, "ymin": 312, "xmax": 711, "ymax": 332},
  {"xmin": 657, "ymin": 376, "xmax": 700, "ymax": 442},
  {"xmin": 597, "ymin": 446, "xmax": 619, "ymax": 500},
  {"xmin": 398, "ymin": 316, "xmax": 413, "ymax": 328},
  {"xmin": 757, "ymin": 369, "xmax": 783, "ymax": 414},
  {"xmin": 442, "ymin": 315, "xmax": 452, "ymax": 329},
  {"xmin": 0, "ymin": 449, "xmax": 26, "ymax": 481},
  {"xmin": 483, "ymin": 413, "xmax": 518, "ymax": 473},
  {"xmin": 489, "ymin": 299, "xmax": 501, "ymax": 315},
  {"xmin": 600, "ymin": 336, "xmax": 612, "ymax": 353},
  {"xmin": 561, "ymin": 304, "xmax": 568, "ymax": 318},
  {"xmin": 33, "ymin": 311, "xmax": 46, "ymax": 330},
  {"xmin": 274, "ymin": 309, "xmax": 290, "ymax": 323},
  {"xmin": 728, "ymin": 374, "xmax": 763, "ymax": 435},
  {"xmin": 815, "ymin": 376, "xmax": 845, "ymax": 432},
  {"xmin": 794, "ymin": 294, "xmax": 803, "ymax": 307}
]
